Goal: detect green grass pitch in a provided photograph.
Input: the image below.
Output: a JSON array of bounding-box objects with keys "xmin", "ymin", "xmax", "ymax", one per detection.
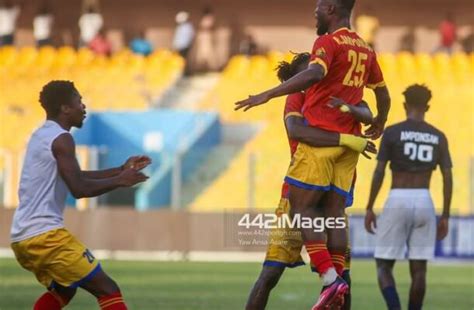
[{"xmin": 1, "ymin": 258, "xmax": 473, "ymax": 309}]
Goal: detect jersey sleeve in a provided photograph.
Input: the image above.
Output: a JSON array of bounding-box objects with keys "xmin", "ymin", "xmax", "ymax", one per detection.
[
  {"xmin": 284, "ymin": 93, "xmax": 304, "ymax": 120},
  {"xmin": 309, "ymin": 35, "xmax": 337, "ymax": 77},
  {"xmin": 366, "ymin": 53, "xmax": 386, "ymax": 89},
  {"xmin": 376, "ymin": 128, "xmax": 392, "ymax": 162},
  {"xmin": 438, "ymin": 133, "xmax": 453, "ymax": 169}
]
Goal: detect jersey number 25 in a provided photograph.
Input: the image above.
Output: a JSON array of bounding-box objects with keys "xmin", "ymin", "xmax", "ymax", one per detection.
[{"xmin": 343, "ymin": 50, "xmax": 368, "ymax": 87}]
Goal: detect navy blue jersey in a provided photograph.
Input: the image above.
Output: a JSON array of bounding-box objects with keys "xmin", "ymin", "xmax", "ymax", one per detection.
[{"xmin": 377, "ymin": 119, "xmax": 452, "ymax": 172}]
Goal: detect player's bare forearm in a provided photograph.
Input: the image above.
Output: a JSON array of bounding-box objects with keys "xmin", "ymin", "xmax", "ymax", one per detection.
[
  {"xmin": 366, "ymin": 161, "xmax": 387, "ymax": 210},
  {"xmin": 267, "ymin": 66, "xmax": 324, "ymax": 99},
  {"xmin": 327, "ymin": 98, "xmax": 373, "ymax": 125},
  {"xmin": 235, "ymin": 64, "xmax": 325, "ymax": 111},
  {"xmin": 81, "ymin": 167, "xmax": 122, "ymax": 179},
  {"xmin": 53, "ymin": 134, "xmax": 147, "ymax": 199},
  {"xmin": 73, "ymin": 176, "xmax": 124, "ymax": 198},
  {"xmin": 441, "ymin": 168, "xmax": 453, "ymax": 217},
  {"xmin": 347, "ymin": 105, "xmax": 373, "ymax": 125},
  {"xmin": 286, "ymin": 116, "xmax": 339, "ymax": 147},
  {"xmin": 373, "ymin": 86, "xmax": 391, "ymax": 122}
]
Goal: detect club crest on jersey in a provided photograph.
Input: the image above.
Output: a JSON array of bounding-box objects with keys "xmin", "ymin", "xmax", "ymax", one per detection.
[{"xmin": 315, "ymin": 47, "xmax": 326, "ymax": 58}]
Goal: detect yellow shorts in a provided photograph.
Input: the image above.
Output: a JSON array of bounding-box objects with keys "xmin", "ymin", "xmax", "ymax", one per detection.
[
  {"xmin": 263, "ymin": 198, "xmax": 351, "ymax": 271},
  {"xmin": 264, "ymin": 198, "xmax": 305, "ymax": 268},
  {"xmin": 285, "ymin": 144, "xmax": 359, "ymax": 201},
  {"xmin": 11, "ymin": 228, "xmax": 101, "ymax": 289}
]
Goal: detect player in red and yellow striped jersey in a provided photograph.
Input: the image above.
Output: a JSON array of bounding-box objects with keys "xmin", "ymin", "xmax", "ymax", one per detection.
[
  {"xmin": 246, "ymin": 53, "xmax": 375, "ymax": 310},
  {"xmin": 236, "ymin": 1, "xmax": 391, "ymax": 308}
]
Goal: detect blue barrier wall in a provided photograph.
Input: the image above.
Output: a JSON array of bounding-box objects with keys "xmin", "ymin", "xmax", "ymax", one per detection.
[{"xmin": 73, "ymin": 110, "xmax": 221, "ymax": 208}]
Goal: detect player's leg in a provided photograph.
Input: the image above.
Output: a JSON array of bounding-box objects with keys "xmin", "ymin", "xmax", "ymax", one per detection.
[
  {"xmin": 286, "ymin": 145, "xmax": 348, "ymax": 309},
  {"xmin": 406, "ymin": 190, "xmax": 436, "ymax": 310},
  {"xmin": 326, "ymin": 149, "xmax": 358, "ymax": 277},
  {"xmin": 323, "ymin": 190, "xmax": 347, "ymax": 276},
  {"xmin": 246, "ymin": 197, "xmax": 305, "ymax": 309},
  {"xmin": 288, "ymin": 186, "xmax": 331, "ymax": 279},
  {"xmin": 341, "ymin": 217, "xmax": 352, "ymax": 310},
  {"xmin": 376, "ymin": 259, "xmax": 401, "ymax": 310},
  {"xmin": 80, "ymin": 269, "xmax": 127, "ymax": 310},
  {"xmin": 246, "ymin": 265, "xmax": 285, "ymax": 310},
  {"xmin": 33, "ymin": 283, "xmax": 77, "ymax": 310},
  {"xmin": 408, "ymin": 260, "xmax": 427, "ymax": 310}
]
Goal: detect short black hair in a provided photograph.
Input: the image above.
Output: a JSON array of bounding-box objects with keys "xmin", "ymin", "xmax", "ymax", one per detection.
[
  {"xmin": 403, "ymin": 84, "xmax": 432, "ymax": 109},
  {"xmin": 39, "ymin": 80, "xmax": 78, "ymax": 116},
  {"xmin": 276, "ymin": 52, "xmax": 311, "ymax": 82},
  {"xmin": 336, "ymin": 0, "xmax": 356, "ymax": 17}
]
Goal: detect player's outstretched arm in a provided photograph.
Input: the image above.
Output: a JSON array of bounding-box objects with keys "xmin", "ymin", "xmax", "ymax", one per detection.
[
  {"xmin": 234, "ymin": 64, "xmax": 326, "ymax": 112},
  {"xmin": 365, "ymin": 160, "xmax": 387, "ymax": 234},
  {"xmin": 285, "ymin": 116, "xmax": 377, "ymax": 158},
  {"xmin": 52, "ymin": 133, "xmax": 149, "ymax": 199},
  {"xmin": 82, "ymin": 156, "xmax": 152, "ymax": 179},
  {"xmin": 327, "ymin": 97, "xmax": 374, "ymax": 125},
  {"xmin": 365, "ymin": 86, "xmax": 391, "ymax": 139},
  {"xmin": 437, "ymin": 167, "xmax": 453, "ymax": 240}
]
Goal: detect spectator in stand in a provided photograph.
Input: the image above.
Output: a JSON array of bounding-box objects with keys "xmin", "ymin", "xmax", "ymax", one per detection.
[
  {"xmin": 88, "ymin": 28, "xmax": 111, "ymax": 56},
  {"xmin": 355, "ymin": 5, "xmax": 379, "ymax": 49},
  {"xmin": 194, "ymin": 6, "xmax": 217, "ymax": 72},
  {"xmin": 460, "ymin": 28, "xmax": 474, "ymax": 53},
  {"xmin": 172, "ymin": 11, "xmax": 195, "ymax": 59},
  {"xmin": 130, "ymin": 30, "xmax": 153, "ymax": 56},
  {"xmin": 437, "ymin": 12, "xmax": 457, "ymax": 54},
  {"xmin": 239, "ymin": 33, "xmax": 258, "ymax": 56},
  {"xmin": 0, "ymin": 0, "xmax": 20, "ymax": 46},
  {"xmin": 399, "ymin": 27, "xmax": 416, "ymax": 53},
  {"xmin": 79, "ymin": 5, "xmax": 103, "ymax": 47},
  {"xmin": 34, "ymin": 3, "xmax": 53, "ymax": 47}
]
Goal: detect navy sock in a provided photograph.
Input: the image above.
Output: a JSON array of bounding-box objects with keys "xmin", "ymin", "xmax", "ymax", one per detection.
[
  {"xmin": 408, "ymin": 302, "xmax": 422, "ymax": 310},
  {"xmin": 381, "ymin": 286, "xmax": 401, "ymax": 310}
]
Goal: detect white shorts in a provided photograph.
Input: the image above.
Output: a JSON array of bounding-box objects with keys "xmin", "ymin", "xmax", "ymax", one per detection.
[{"xmin": 374, "ymin": 189, "xmax": 436, "ymax": 260}]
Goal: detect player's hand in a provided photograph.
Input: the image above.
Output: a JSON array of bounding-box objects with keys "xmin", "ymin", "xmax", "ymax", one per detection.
[
  {"xmin": 123, "ymin": 155, "xmax": 152, "ymax": 171},
  {"xmin": 119, "ymin": 168, "xmax": 149, "ymax": 187},
  {"xmin": 234, "ymin": 92, "xmax": 270, "ymax": 111},
  {"xmin": 364, "ymin": 116, "xmax": 386, "ymax": 140},
  {"xmin": 436, "ymin": 215, "xmax": 449, "ymax": 241},
  {"xmin": 365, "ymin": 209, "xmax": 377, "ymax": 234},
  {"xmin": 327, "ymin": 96, "xmax": 350, "ymax": 113},
  {"xmin": 361, "ymin": 140, "xmax": 377, "ymax": 159}
]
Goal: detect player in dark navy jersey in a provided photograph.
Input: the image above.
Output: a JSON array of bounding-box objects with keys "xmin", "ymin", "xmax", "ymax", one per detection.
[{"xmin": 364, "ymin": 84, "xmax": 453, "ymax": 310}]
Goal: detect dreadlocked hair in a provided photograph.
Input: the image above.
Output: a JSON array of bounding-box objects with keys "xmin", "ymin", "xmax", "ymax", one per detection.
[{"xmin": 275, "ymin": 52, "xmax": 311, "ymax": 82}]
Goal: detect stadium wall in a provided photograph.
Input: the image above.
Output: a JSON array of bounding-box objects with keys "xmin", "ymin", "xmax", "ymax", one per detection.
[{"xmin": 1, "ymin": 209, "xmax": 472, "ymax": 259}]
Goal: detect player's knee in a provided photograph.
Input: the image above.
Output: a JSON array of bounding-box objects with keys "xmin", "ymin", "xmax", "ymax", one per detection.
[
  {"xmin": 411, "ymin": 269, "xmax": 426, "ymax": 283},
  {"xmin": 377, "ymin": 263, "xmax": 393, "ymax": 278},
  {"xmin": 257, "ymin": 269, "xmax": 283, "ymax": 290},
  {"xmin": 85, "ymin": 276, "xmax": 121, "ymax": 298}
]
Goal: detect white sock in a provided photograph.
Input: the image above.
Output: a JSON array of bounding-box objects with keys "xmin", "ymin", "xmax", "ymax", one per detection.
[{"xmin": 322, "ymin": 267, "xmax": 338, "ymax": 286}]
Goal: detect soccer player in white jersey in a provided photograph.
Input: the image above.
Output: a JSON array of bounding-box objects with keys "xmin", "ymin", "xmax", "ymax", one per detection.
[{"xmin": 10, "ymin": 80, "xmax": 151, "ymax": 310}]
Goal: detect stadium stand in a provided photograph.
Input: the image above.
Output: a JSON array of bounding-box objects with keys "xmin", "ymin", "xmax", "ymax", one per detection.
[
  {"xmin": 191, "ymin": 52, "xmax": 474, "ymax": 215},
  {"xmin": 0, "ymin": 46, "xmax": 184, "ymax": 206},
  {"xmin": 0, "ymin": 46, "xmax": 183, "ymax": 152}
]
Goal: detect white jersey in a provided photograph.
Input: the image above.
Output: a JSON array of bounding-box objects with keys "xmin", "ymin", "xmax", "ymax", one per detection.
[{"xmin": 11, "ymin": 121, "xmax": 69, "ymax": 242}]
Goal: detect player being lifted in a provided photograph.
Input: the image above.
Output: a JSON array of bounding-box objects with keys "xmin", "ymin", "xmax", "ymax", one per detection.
[
  {"xmin": 10, "ymin": 81, "xmax": 151, "ymax": 310},
  {"xmin": 235, "ymin": 0, "xmax": 391, "ymax": 308},
  {"xmin": 365, "ymin": 85, "xmax": 453, "ymax": 310},
  {"xmin": 246, "ymin": 52, "xmax": 376, "ymax": 310}
]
